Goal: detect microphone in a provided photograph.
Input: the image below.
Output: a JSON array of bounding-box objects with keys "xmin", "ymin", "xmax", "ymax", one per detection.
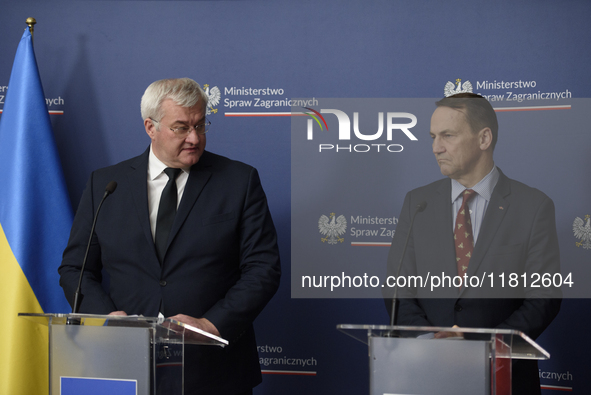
[
  {"xmin": 388, "ymin": 201, "xmax": 427, "ymax": 332},
  {"xmin": 416, "ymin": 201, "xmax": 427, "ymax": 213},
  {"xmin": 105, "ymin": 180, "xmax": 117, "ymax": 195},
  {"xmin": 71, "ymin": 181, "xmax": 117, "ymax": 316}
]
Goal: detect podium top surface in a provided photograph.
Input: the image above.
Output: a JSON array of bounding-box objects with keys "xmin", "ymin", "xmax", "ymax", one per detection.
[
  {"xmin": 337, "ymin": 324, "xmax": 549, "ymax": 360},
  {"xmin": 19, "ymin": 313, "xmax": 229, "ymax": 347}
]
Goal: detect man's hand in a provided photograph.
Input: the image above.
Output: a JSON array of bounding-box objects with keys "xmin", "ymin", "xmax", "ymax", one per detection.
[
  {"xmin": 434, "ymin": 325, "xmax": 464, "ymax": 339},
  {"xmin": 168, "ymin": 314, "xmax": 220, "ymax": 339},
  {"xmin": 108, "ymin": 311, "xmax": 128, "ymax": 316}
]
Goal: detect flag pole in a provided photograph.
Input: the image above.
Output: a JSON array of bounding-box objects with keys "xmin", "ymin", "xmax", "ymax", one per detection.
[{"xmin": 26, "ymin": 17, "xmax": 36, "ymax": 44}]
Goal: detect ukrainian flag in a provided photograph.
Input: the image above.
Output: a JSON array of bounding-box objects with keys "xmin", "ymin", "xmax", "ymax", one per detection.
[{"xmin": 0, "ymin": 29, "xmax": 73, "ymax": 394}]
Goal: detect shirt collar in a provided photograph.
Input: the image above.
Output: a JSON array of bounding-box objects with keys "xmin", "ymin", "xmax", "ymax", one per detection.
[
  {"xmin": 451, "ymin": 165, "xmax": 499, "ymax": 204},
  {"xmin": 148, "ymin": 145, "xmax": 189, "ymax": 180}
]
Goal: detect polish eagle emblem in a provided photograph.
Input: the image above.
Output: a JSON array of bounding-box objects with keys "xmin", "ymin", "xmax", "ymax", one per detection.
[
  {"xmin": 318, "ymin": 213, "xmax": 347, "ymax": 244},
  {"xmin": 444, "ymin": 78, "xmax": 473, "ymax": 97},
  {"xmin": 203, "ymin": 84, "xmax": 221, "ymax": 115},
  {"xmin": 573, "ymin": 215, "xmax": 591, "ymax": 249}
]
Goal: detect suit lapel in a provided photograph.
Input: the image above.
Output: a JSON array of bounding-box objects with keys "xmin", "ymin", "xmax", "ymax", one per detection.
[
  {"xmin": 432, "ymin": 180, "xmax": 461, "ymax": 296},
  {"xmin": 126, "ymin": 148, "xmax": 157, "ymax": 261},
  {"xmin": 166, "ymin": 152, "xmax": 213, "ymax": 255},
  {"xmin": 462, "ymin": 170, "xmax": 511, "ymax": 291}
]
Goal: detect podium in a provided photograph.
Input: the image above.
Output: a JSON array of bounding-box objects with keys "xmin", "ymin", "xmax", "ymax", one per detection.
[
  {"xmin": 19, "ymin": 313, "xmax": 228, "ymax": 395},
  {"xmin": 338, "ymin": 324, "xmax": 549, "ymax": 395}
]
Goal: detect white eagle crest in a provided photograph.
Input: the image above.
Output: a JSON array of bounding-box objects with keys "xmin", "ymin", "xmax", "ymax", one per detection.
[
  {"xmin": 573, "ymin": 215, "xmax": 591, "ymax": 249},
  {"xmin": 203, "ymin": 84, "xmax": 221, "ymax": 115},
  {"xmin": 444, "ymin": 78, "xmax": 473, "ymax": 97},
  {"xmin": 318, "ymin": 213, "xmax": 347, "ymax": 244}
]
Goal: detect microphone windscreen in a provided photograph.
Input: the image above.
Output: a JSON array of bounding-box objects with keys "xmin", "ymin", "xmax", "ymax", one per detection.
[
  {"xmin": 105, "ymin": 181, "xmax": 118, "ymax": 195},
  {"xmin": 416, "ymin": 201, "xmax": 427, "ymax": 212}
]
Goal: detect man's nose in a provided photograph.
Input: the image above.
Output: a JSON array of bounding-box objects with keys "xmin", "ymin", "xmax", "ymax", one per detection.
[
  {"xmin": 432, "ymin": 137, "xmax": 444, "ymax": 154},
  {"xmin": 185, "ymin": 129, "xmax": 202, "ymax": 144}
]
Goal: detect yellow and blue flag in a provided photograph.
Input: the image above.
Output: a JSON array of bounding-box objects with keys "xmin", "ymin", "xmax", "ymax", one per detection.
[{"xmin": 0, "ymin": 29, "xmax": 73, "ymax": 394}]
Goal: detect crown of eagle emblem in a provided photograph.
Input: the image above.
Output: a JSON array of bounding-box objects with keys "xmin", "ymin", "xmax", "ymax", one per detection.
[
  {"xmin": 573, "ymin": 215, "xmax": 591, "ymax": 250},
  {"xmin": 318, "ymin": 212, "xmax": 347, "ymax": 244},
  {"xmin": 203, "ymin": 84, "xmax": 221, "ymax": 116},
  {"xmin": 444, "ymin": 78, "xmax": 473, "ymax": 97}
]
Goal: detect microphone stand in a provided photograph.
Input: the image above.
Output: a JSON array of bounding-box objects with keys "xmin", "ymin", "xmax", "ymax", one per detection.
[
  {"xmin": 387, "ymin": 201, "xmax": 427, "ymax": 336},
  {"xmin": 68, "ymin": 181, "xmax": 117, "ymax": 324}
]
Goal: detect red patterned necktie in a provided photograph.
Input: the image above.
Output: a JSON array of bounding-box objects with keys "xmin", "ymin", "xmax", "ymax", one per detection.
[{"xmin": 455, "ymin": 189, "xmax": 477, "ymax": 277}]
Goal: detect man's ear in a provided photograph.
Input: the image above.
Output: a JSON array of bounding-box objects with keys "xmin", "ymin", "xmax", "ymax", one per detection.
[
  {"xmin": 145, "ymin": 118, "xmax": 156, "ymax": 139},
  {"xmin": 479, "ymin": 127, "xmax": 493, "ymax": 151}
]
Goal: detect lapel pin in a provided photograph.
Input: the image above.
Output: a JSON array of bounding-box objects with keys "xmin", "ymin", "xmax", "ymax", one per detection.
[{"xmin": 499, "ymin": 206, "xmax": 504, "ymax": 210}]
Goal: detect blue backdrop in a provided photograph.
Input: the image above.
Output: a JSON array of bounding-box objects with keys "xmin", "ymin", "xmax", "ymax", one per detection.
[{"xmin": 1, "ymin": 1, "xmax": 589, "ymax": 393}]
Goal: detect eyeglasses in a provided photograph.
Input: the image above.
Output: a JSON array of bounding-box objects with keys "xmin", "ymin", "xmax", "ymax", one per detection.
[{"xmin": 150, "ymin": 118, "xmax": 211, "ymax": 137}]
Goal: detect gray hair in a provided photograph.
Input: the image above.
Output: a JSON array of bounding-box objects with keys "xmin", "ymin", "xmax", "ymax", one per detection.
[{"xmin": 140, "ymin": 78, "xmax": 208, "ymax": 124}]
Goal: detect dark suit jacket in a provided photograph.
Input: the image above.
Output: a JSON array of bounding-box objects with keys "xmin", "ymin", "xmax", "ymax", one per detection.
[
  {"xmin": 385, "ymin": 169, "xmax": 561, "ymax": 394},
  {"xmin": 59, "ymin": 148, "xmax": 281, "ymax": 394}
]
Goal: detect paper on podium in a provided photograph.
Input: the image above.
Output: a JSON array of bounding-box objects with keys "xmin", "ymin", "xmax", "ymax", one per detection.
[{"xmin": 162, "ymin": 318, "xmax": 229, "ymax": 347}]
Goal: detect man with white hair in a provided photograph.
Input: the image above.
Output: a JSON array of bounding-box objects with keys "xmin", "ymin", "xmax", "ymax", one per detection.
[{"xmin": 60, "ymin": 78, "xmax": 281, "ymax": 395}]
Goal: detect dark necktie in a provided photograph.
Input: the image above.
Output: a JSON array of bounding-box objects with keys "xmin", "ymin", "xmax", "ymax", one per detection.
[
  {"xmin": 155, "ymin": 167, "xmax": 182, "ymax": 263},
  {"xmin": 455, "ymin": 189, "xmax": 477, "ymax": 277}
]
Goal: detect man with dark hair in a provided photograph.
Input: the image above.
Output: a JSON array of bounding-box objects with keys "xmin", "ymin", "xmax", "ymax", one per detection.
[
  {"xmin": 59, "ymin": 78, "xmax": 281, "ymax": 395},
  {"xmin": 385, "ymin": 93, "xmax": 561, "ymax": 394},
  {"xmin": 435, "ymin": 92, "xmax": 499, "ymax": 150}
]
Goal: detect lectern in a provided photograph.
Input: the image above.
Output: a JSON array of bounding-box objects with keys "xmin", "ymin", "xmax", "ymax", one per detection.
[
  {"xmin": 19, "ymin": 313, "xmax": 228, "ymax": 395},
  {"xmin": 338, "ymin": 324, "xmax": 549, "ymax": 395}
]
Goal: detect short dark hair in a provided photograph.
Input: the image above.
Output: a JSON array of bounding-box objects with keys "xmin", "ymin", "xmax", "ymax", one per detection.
[{"xmin": 435, "ymin": 93, "xmax": 498, "ymax": 150}]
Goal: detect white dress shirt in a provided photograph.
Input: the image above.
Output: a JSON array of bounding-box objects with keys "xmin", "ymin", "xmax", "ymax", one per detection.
[
  {"xmin": 451, "ymin": 165, "xmax": 499, "ymax": 243},
  {"xmin": 147, "ymin": 145, "xmax": 190, "ymax": 241}
]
